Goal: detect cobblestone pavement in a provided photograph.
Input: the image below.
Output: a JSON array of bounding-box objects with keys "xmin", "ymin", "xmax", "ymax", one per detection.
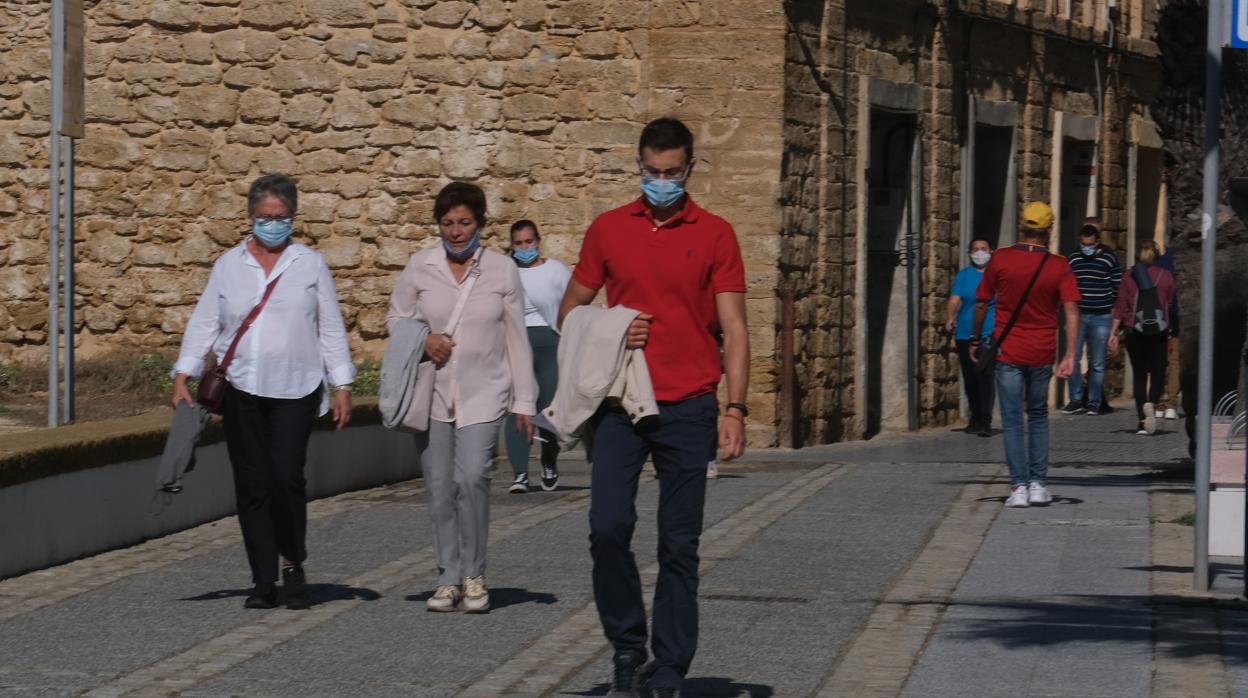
[{"xmin": 2, "ymin": 403, "xmax": 1243, "ymax": 697}]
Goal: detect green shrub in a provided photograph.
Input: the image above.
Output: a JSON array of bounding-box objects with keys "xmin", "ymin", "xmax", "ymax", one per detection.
[{"xmin": 353, "ymin": 358, "xmax": 381, "ymax": 396}]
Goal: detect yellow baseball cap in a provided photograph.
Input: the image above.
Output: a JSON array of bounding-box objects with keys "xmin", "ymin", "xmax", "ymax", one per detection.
[{"xmin": 1022, "ymin": 202, "xmax": 1055, "ymax": 230}]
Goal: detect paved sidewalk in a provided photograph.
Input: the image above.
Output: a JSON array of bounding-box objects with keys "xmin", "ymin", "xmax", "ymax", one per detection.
[{"xmin": 1, "ymin": 403, "xmax": 1243, "ymax": 697}]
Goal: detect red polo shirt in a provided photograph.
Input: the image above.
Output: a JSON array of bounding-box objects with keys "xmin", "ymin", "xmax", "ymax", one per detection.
[
  {"xmin": 572, "ymin": 196, "xmax": 746, "ymax": 402},
  {"xmin": 976, "ymin": 244, "xmax": 1082, "ymax": 367}
]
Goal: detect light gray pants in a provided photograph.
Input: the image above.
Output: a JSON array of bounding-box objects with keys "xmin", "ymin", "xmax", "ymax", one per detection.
[{"xmin": 416, "ymin": 418, "xmax": 502, "ymax": 587}]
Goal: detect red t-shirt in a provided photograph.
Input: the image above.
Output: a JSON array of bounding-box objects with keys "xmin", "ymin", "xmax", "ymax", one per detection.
[
  {"xmin": 976, "ymin": 244, "xmax": 1082, "ymax": 367},
  {"xmin": 572, "ymin": 196, "xmax": 746, "ymax": 401}
]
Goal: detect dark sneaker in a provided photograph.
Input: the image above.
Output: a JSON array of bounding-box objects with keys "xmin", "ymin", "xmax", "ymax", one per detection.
[
  {"xmin": 540, "ymin": 463, "xmax": 559, "ymax": 491},
  {"xmin": 282, "ymin": 564, "xmax": 308, "ymax": 610},
  {"xmin": 610, "ymin": 650, "xmax": 645, "ymax": 697},
  {"xmin": 509, "ymin": 474, "xmax": 530, "ymax": 494},
  {"xmin": 1060, "ymin": 401, "xmax": 1085, "ymax": 415},
  {"xmin": 1083, "ymin": 404, "xmax": 1102, "ymax": 415},
  {"xmin": 976, "ymin": 422, "xmax": 992, "ymax": 438},
  {"xmin": 1098, "ymin": 403, "xmax": 1114, "ymax": 415},
  {"xmin": 244, "ymin": 584, "xmax": 278, "ymax": 609},
  {"xmin": 652, "ymin": 689, "xmax": 678, "ymax": 698}
]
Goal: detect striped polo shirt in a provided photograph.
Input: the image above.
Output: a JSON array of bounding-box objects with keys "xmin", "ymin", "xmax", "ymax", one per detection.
[{"xmin": 1066, "ymin": 246, "xmax": 1122, "ymax": 314}]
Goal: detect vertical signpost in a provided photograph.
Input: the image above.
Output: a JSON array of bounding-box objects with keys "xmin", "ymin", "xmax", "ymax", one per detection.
[{"xmin": 47, "ymin": 0, "xmax": 83, "ymax": 427}]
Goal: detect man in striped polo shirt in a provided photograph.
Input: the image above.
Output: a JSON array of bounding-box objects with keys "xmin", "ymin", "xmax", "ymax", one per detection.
[{"xmin": 1062, "ymin": 218, "xmax": 1122, "ymax": 414}]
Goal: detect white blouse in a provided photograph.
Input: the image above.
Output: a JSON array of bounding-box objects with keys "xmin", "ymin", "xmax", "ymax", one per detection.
[
  {"xmin": 518, "ymin": 258, "xmax": 572, "ymax": 329},
  {"xmin": 173, "ymin": 241, "xmax": 355, "ymax": 413},
  {"xmin": 386, "ymin": 247, "xmax": 537, "ymax": 427}
]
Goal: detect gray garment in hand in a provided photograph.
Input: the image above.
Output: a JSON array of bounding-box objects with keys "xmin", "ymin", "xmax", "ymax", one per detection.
[
  {"xmin": 379, "ymin": 317, "xmax": 432, "ymax": 430},
  {"xmin": 155, "ymin": 402, "xmax": 211, "ymax": 492},
  {"xmin": 416, "ymin": 418, "xmax": 502, "ymax": 586}
]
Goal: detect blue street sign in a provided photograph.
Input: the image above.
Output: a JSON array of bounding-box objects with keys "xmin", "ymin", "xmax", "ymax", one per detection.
[{"xmin": 1234, "ymin": 0, "xmax": 1248, "ymax": 47}]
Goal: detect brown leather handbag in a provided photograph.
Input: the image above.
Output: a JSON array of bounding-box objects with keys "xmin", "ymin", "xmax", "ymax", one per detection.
[{"xmin": 196, "ymin": 275, "xmax": 282, "ymax": 414}]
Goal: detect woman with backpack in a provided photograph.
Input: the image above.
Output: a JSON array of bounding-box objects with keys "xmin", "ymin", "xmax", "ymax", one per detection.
[{"xmin": 1109, "ymin": 240, "xmax": 1178, "ymax": 435}]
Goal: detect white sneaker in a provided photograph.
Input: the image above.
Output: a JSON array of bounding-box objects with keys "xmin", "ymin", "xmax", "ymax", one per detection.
[
  {"xmin": 426, "ymin": 585, "xmax": 461, "ymax": 612},
  {"xmin": 1027, "ymin": 481, "xmax": 1053, "ymax": 506},
  {"xmin": 706, "ymin": 460, "xmax": 718, "ymax": 479},
  {"xmin": 1005, "ymin": 485, "xmax": 1030, "ymax": 508},
  {"xmin": 462, "ymin": 575, "xmax": 490, "ymax": 613},
  {"xmin": 1155, "ymin": 408, "xmax": 1165, "ymax": 420},
  {"xmin": 1165, "ymin": 408, "xmax": 1178, "ymax": 420},
  {"xmin": 1143, "ymin": 403, "xmax": 1157, "ymax": 435}
]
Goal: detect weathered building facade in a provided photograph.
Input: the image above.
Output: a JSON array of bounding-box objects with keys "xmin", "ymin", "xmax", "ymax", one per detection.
[{"xmin": 0, "ymin": 0, "xmax": 1162, "ymax": 447}]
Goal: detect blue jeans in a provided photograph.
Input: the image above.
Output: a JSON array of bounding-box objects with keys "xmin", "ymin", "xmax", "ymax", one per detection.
[
  {"xmin": 1067, "ymin": 313, "xmax": 1112, "ymax": 409},
  {"xmin": 588, "ymin": 393, "xmax": 717, "ymax": 691},
  {"xmin": 996, "ymin": 362, "xmax": 1053, "ymax": 487}
]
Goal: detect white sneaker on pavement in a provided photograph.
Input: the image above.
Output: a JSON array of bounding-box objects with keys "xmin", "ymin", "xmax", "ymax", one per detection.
[
  {"xmin": 509, "ymin": 473, "xmax": 529, "ymax": 494},
  {"xmin": 1005, "ymin": 485, "xmax": 1030, "ymax": 508},
  {"xmin": 1027, "ymin": 481, "xmax": 1053, "ymax": 506},
  {"xmin": 426, "ymin": 585, "xmax": 461, "ymax": 612},
  {"xmin": 1143, "ymin": 403, "xmax": 1157, "ymax": 435},
  {"xmin": 1165, "ymin": 408, "xmax": 1178, "ymax": 420},
  {"xmin": 462, "ymin": 575, "xmax": 490, "ymax": 613}
]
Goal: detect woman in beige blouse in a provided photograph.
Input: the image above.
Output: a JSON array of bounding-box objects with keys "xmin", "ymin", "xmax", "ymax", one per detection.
[{"xmin": 387, "ymin": 181, "xmax": 537, "ymax": 613}]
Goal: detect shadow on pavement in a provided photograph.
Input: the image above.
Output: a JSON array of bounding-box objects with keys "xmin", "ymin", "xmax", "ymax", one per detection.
[
  {"xmin": 940, "ymin": 595, "xmax": 1248, "ymax": 662},
  {"xmin": 404, "ymin": 587, "xmax": 557, "ymax": 609},
  {"xmin": 562, "ymin": 678, "xmax": 774, "ymax": 697},
  {"xmin": 179, "ymin": 584, "xmax": 381, "ymax": 607}
]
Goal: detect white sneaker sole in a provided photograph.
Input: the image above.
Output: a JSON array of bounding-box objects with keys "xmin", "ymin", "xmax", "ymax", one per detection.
[
  {"xmin": 1005, "ymin": 497, "xmax": 1030, "ymax": 508},
  {"xmin": 462, "ymin": 598, "xmax": 490, "ymax": 613},
  {"xmin": 540, "ymin": 479, "xmax": 558, "ymax": 492},
  {"xmin": 508, "ymin": 484, "xmax": 529, "ymax": 494},
  {"xmin": 1143, "ymin": 403, "xmax": 1157, "ymax": 435},
  {"xmin": 426, "ymin": 601, "xmax": 458, "ymax": 613}
]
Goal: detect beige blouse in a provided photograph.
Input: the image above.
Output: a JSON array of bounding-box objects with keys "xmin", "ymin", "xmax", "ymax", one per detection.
[{"xmin": 386, "ymin": 246, "xmax": 538, "ymax": 427}]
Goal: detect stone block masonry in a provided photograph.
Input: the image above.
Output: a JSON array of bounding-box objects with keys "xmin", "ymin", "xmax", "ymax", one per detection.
[{"xmin": 0, "ymin": 0, "xmax": 787, "ymax": 446}]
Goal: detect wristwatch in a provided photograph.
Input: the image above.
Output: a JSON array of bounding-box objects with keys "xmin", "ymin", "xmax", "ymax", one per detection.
[
  {"xmin": 726, "ymin": 402, "xmax": 749, "ymax": 418},
  {"xmin": 334, "ymin": 384, "xmax": 353, "ymax": 393}
]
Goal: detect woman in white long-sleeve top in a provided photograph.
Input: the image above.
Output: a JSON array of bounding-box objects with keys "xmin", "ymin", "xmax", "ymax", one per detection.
[
  {"xmin": 171, "ymin": 174, "xmax": 355, "ymax": 610},
  {"xmin": 387, "ymin": 181, "xmax": 538, "ymax": 614}
]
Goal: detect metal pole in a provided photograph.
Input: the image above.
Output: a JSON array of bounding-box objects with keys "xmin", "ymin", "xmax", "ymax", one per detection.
[
  {"xmin": 46, "ymin": 0, "xmax": 64, "ymax": 429},
  {"xmin": 1195, "ymin": 0, "xmax": 1223, "ymax": 591},
  {"xmin": 62, "ymin": 136, "xmax": 74, "ymax": 423}
]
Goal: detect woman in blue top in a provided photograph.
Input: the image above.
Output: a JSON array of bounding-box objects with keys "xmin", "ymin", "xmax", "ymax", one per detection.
[{"xmin": 945, "ymin": 238, "xmax": 997, "ymax": 437}]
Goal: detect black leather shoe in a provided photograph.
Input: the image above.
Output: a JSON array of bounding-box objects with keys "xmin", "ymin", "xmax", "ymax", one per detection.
[
  {"xmin": 282, "ymin": 565, "xmax": 308, "ymax": 610},
  {"xmin": 609, "ymin": 650, "xmax": 645, "ymax": 697},
  {"xmin": 244, "ymin": 584, "xmax": 278, "ymax": 609}
]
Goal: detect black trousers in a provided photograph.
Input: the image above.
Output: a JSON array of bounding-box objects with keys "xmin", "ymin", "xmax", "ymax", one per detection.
[
  {"xmin": 1124, "ymin": 332, "xmax": 1168, "ymax": 420},
  {"xmin": 588, "ymin": 394, "xmax": 716, "ymax": 691},
  {"xmin": 956, "ymin": 340, "xmax": 996, "ymax": 426},
  {"xmin": 223, "ymin": 384, "xmax": 321, "ymax": 588}
]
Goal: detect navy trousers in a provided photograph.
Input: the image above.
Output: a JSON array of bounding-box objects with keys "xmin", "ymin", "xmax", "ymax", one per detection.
[{"xmin": 588, "ymin": 393, "xmax": 717, "ymax": 690}]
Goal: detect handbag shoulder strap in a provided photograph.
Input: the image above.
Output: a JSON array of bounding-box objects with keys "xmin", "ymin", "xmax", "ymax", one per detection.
[
  {"xmin": 995, "ymin": 251, "xmax": 1050, "ymax": 349},
  {"xmin": 219, "ymin": 273, "xmax": 282, "ymax": 372},
  {"xmin": 443, "ymin": 249, "xmax": 483, "ymax": 338}
]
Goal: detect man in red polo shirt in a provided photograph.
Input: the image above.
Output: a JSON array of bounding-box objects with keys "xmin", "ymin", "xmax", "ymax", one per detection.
[
  {"xmin": 559, "ymin": 118, "xmax": 749, "ymax": 697},
  {"xmin": 972, "ymin": 201, "xmax": 1080, "ymax": 509}
]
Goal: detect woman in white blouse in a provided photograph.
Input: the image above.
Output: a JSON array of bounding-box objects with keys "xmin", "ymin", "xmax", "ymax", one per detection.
[
  {"xmin": 387, "ymin": 182, "xmax": 537, "ymax": 614},
  {"xmin": 171, "ymin": 174, "xmax": 355, "ymax": 611},
  {"xmin": 504, "ymin": 220, "xmax": 571, "ymax": 494}
]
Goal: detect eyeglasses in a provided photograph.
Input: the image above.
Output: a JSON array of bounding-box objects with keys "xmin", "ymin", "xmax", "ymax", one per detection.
[
  {"xmin": 254, "ymin": 217, "xmax": 292, "ymax": 225},
  {"xmin": 638, "ymin": 163, "xmax": 690, "ymax": 180}
]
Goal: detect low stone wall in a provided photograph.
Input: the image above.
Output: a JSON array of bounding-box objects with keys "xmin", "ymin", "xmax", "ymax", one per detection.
[{"xmin": 0, "ymin": 400, "xmax": 419, "ymax": 579}]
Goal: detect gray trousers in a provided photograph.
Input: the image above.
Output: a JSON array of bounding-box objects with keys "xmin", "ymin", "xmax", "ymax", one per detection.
[{"xmin": 416, "ymin": 418, "xmax": 502, "ymax": 586}]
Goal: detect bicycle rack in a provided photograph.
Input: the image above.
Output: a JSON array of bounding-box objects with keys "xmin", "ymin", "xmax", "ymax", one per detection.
[{"xmin": 1215, "ymin": 390, "xmax": 1239, "ymax": 420}]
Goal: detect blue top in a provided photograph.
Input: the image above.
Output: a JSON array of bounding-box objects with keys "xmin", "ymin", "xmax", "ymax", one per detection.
[
  {"xmin": 951, "ymin": 266, "xmax": 995, "ymax": 340},
  {"xmin": 1066, "ymin": 246, "xmax": 1122, "ymax": 314}
]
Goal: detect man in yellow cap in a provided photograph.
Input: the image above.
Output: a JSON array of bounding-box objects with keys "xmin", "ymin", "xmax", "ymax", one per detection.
[{"xmin": 971, "ymin": 201, "xmax": 1081, "ymax": 508}]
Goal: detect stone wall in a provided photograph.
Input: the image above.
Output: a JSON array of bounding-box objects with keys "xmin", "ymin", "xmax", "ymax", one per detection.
[
  {"xmin": 780, "ymin": 0, "xmax": 1161, "ymax": 444},
  {"xmin": 0, "ymin": 0, "xmax": 786, "ymax": 445}
]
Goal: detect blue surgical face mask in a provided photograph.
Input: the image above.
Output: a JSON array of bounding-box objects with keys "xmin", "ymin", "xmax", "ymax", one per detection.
[
  {"xmin": 641, "ymin": 175, "xmax": 686, "ymax": 209},
  {"xmin": 1081, "ymin": 245, "xmax": 1098, "ymax": 256},
  {"xmin": 252, "ymin": 218, "xmax": 293, "ymax": 248},
  {"xmin": 513, "ymin": 247, "xmax": 539, "ymax": 264},
  {"xmin": 444, "ymin": 229, "xmax": 481, "ymax": 262}
]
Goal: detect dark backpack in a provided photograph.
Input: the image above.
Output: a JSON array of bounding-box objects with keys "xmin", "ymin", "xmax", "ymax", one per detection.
[{"xmin": 1132, "ymin": 263, "xmax": 1168, "ymax": 336}]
